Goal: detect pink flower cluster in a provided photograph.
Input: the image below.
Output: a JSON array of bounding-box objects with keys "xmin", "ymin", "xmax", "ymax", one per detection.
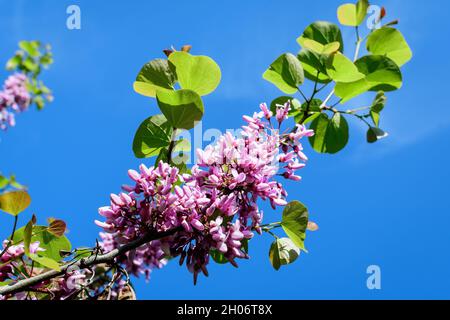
[
  {"xmin": 0, "ymin": 240, "xmax": 42, "ymax": 283},
  {"xmin": 0, "ymin": 73, "xmax": 31, "ymax": 130},
  {"xmin": 96, "ymin": 102, "xmax": 313, "ymax": 284},
  {"xmin": 99, "ymin": 232, "xmax": 167, "ymax": 281}
]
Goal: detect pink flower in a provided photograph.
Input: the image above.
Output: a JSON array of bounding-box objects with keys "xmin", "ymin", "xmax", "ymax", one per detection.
[{"xmin": 96, "ymin": 102, "xmax": 312, "ymax": 284}]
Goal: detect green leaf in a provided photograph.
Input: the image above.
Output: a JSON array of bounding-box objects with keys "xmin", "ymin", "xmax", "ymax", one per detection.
[
  {"xmin": 297, "ymin": 21, "xmax": 344, "ymax": 54},
  {"xmin": 269, "ymin": 238, "xmax": 300, "ymax": 270},
  {"xmin": 263, "ymin": 53, "xmax": 304, "ymax": 94},
  {"xmin": 8, "ymin": 175, "xmax": 26, "ymax": 190},
  {"xmin": 23, "ymin": 220, "xmax": 33, "ymax": 254},
  {"xmin": 366, "ymin": 27, "xmax": 413, "ymax": 67},
  {"xmin": 133, "ymin": 114, "xmax": 173, "ymax": 158},
  {"xmin": 337, "ymin": 0, "xmax": 369, "ymax": 26},
  {"xmin": 28, "ymin": 254, "xmax": 61, "ymax": 271},
  {"xmin": 40, "ymin": 53, "xmax": 54, "ymax": 66},
  {"xmin": 156, "ymin": 89, "xmax": 204, "ymax": 130},
  {"xmin": 6, "ymin": 55, "xmax": 22, "ymax": 70},
  {"xmin": 367, "ymin": 127, "xmax": 389, "ymax": 143},
  {"xmin": 335, "ymin": 55, "xmax": 402, "ymax": 103},
  {"xmin": 297, "ymin": 49, "xmax": 331, "ymax": 83},
  {"xmin": 0, "ymin": 190, "xmax": 31, "ymax": 216},
  {"xmin": 19, "ymin": 41, "xmax": 40, "ymax": 57},
  {"xmin": 281, "ymin": 201, "xmax": 309, "ymax": 250},
  {"xmin": 370, "ymin": 91, "xmax": 386, "ymax": 126},
  {"xmin": 326, "ymin": 52, "xmax": 365, "ymax": 83},
  {"xmin": 309, "ymin": 113, "xmax": 349, "ymax": 154},
  {"xmin": 169, "ymin": 51, "xmax": 221, "ymax": 96},
  {"xmin": 299, "ymin": 111, "xmax": 321, "ymax": 125},
  {"xmin": 133, "ymin": 58, "xmax": 177, "ymax": 97},
  {"xmin": 22, "ymin": 57, "xmax": 38, "ymax": 73},
  {"xmin": 13, "ymin": 226, "xmax": 71, "ymax": 261},
  {"xmin": 294, "ymin": 99, "xmax": 322, "ymax": 124},
  {"xmin": 0, "ymin": 175, "xmax": 9, "ymax": 189},
  {"xmin": 301, "ymin": 99, "xmax": 322, "ymax": 112},
  {"xmin": 270, "ymin": 96, "xmax": 301, "ymax": 114},
  {"xmin": 210, "ymin": 249, "xmax": 229, "ymax": 264},
  {"xmin": 302, "ymin": 40, "xmax": 341, "ymax": 55}
]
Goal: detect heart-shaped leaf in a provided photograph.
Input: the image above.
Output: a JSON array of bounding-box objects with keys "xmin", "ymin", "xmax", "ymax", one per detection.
[
  {"xmin": 337, "ymin": 0, "xmax": 369, "ymax": 26},
  {"xmin": 367, "ymin": 127, "xmax": 389, "ymax": 143},
  {"xmin": 366, "ymin": 27, "xmax": 412, "ymax": 67},
  {"xmin": 133, "ymin": 58, "xmax": 177, "ymax": 97},
  {"xmin": 335, "ymin": 55, "xmax": 402, "ymax": 103},
  {"xmin": 263, "ymin": 53, "xmax": 304, "ymax": 94},
  {"xmin": 326, "ymin": 52, "xmax": 365, "ymax": 83},
  {"xmin": 156, "ymin": 89, "xmax": 204, "ymax": 130},
  {"xmin": 297, "ymin": 49, "xmax": 331, "ymax": 83},
  {"xmin": 370, "ymin": 91, "xmax": 387, "ymax": 127},
  {"xmin": 281, "ymin": 201, "xmax": 309, "ymax": 250},
  {"xmin": 297, "ymin": 21, "xmax": 344, "ymax": 54},
  {"xmin": 13, "ymin": 226, "xmax": 71, "ymax": 261},
  {"xmin": 133, "ymin": 114, "xmax": 173, "ymax": 158},
  {"xmin": 169, "ymin": 52, "xmax": 221, "ymax": 96},
  {"xmin": 47, "ymin": 218, "xmax": 67, "ymax": 237},
  {"xmin": 309, "ymin": 113, "xmax": 349, "ymax": 154},
  {"xmin": 0, "ymin": 190, "xmax": 31, "ymax": 216},
  {"xmin": 269, "ymin": 238, "xmax": 300, "ymax": 270}
]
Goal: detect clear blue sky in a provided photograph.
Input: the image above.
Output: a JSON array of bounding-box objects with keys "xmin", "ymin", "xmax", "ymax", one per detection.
[{"xmin": 1, "ymin": 0, "xmax": 449, "ymax": 299}]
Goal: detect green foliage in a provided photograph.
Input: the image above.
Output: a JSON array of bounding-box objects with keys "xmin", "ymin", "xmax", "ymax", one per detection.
[
  {"xmin": 210, "ymin": 249, "xmax": 229, "ymax": 264},
  {"xmin": 369, "ymin": 91, "xmax": 386, "ymax": 127},
  {"xmin": 294, "ymin": 99, "xmax": 323, "ymax": 124},
  {"xmin": 337, "ymin": 0, "xmax": 369, "ymax": 26},
  {"xmin": 269, "ymin": 238, "xmax": 300, "ymax": 270},
  {"xmin": 156, "ymin": 89, "xmax": 204, "ymax": 130},
  {"xmin": 309, "ymin": 113, "xmax": 349, "ymax": 154},
  {"xmin": 335, "ymin": 55, "xmax": 402, "ymax": 103},
  {"xmin": 133, "ymin": 59, "xmax": 177, "ymax": 97},
  {"xmin": 263, "ymin": 3, "xmax": 411, "ymax": 154},
  {"xmin": 28, "ymin": 254, "xmax": 61, "ymax": 271},
  {"xmin": 270, "ymin": 96, "xmax": 301, "ymax": 114},
  {"xmin": 13, "ymin": 225, "xmax": 71, "ymax": 262},
  {"xmin": 367, "ymin": 126, "xmax": 388, "ymax": 143},
  {"xmin": 366, "ymin": 27, "xmax": 412, "ymax": 67},
  {"xmin": 6, "ymin": 41, "xmax": 54, "ymax": 110},
  {"xmin": 263, "ymin": 53, "xmax": 304, "ymax": 94},
  {"xmin": 132, "ymin": 48, "xmax": 221, "ymax": 163},
  {"xmin": 133, "ymin": 114, "xmax": 173, "ymax": 158},
  {"xmin": 281, "ymin": 201, "xmax": 309, "ymax": 251},
  {"xmin": 297, "ymin": 21, "xmax": 344, "ymax": 53},
  {"xmin": 326, "ymin": 53, "xmax": 365, "ymax": 83},
  {"xmin": 0, "ymin": 190, "xmax": 31, "ymax": 216},
  {"xmin": 168, "ymin": 51, "xmax": 221, "ymax": 96},
  {"xmin": 297, "ymin": 49, "xmax": 331, "ymax": 83}
]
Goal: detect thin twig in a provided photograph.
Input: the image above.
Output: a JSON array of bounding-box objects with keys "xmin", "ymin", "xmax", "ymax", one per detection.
[{"xmin": 0, "ymin": 227, "xmax": 181, "ymax": 296}]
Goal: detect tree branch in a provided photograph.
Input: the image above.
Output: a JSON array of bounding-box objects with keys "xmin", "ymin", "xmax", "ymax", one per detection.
[{"xmin": 0, "ymin": 227, "xmax": 182, "ymax": 296}]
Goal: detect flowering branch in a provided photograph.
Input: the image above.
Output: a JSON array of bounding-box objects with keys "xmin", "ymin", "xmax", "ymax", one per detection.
[{"xmin": 0, "ymin": 227, "xmax": 181, "ymax": 296}]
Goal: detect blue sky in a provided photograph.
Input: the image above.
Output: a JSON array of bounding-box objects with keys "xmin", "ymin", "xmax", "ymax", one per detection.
[{"xmin": 1, "ymin": 0, "xmax": 449, "ymax": 299}]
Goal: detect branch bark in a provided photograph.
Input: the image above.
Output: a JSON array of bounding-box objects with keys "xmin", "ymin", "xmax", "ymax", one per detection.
[{"xmin": 0, "ymin": 227, "xmax": 181, "ymax": 296}]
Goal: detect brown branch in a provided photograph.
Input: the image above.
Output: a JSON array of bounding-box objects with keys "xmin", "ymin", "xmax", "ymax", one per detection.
[{"xmin": 0, "ymin": 227, "xmax": 181, "ymax": 296}]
